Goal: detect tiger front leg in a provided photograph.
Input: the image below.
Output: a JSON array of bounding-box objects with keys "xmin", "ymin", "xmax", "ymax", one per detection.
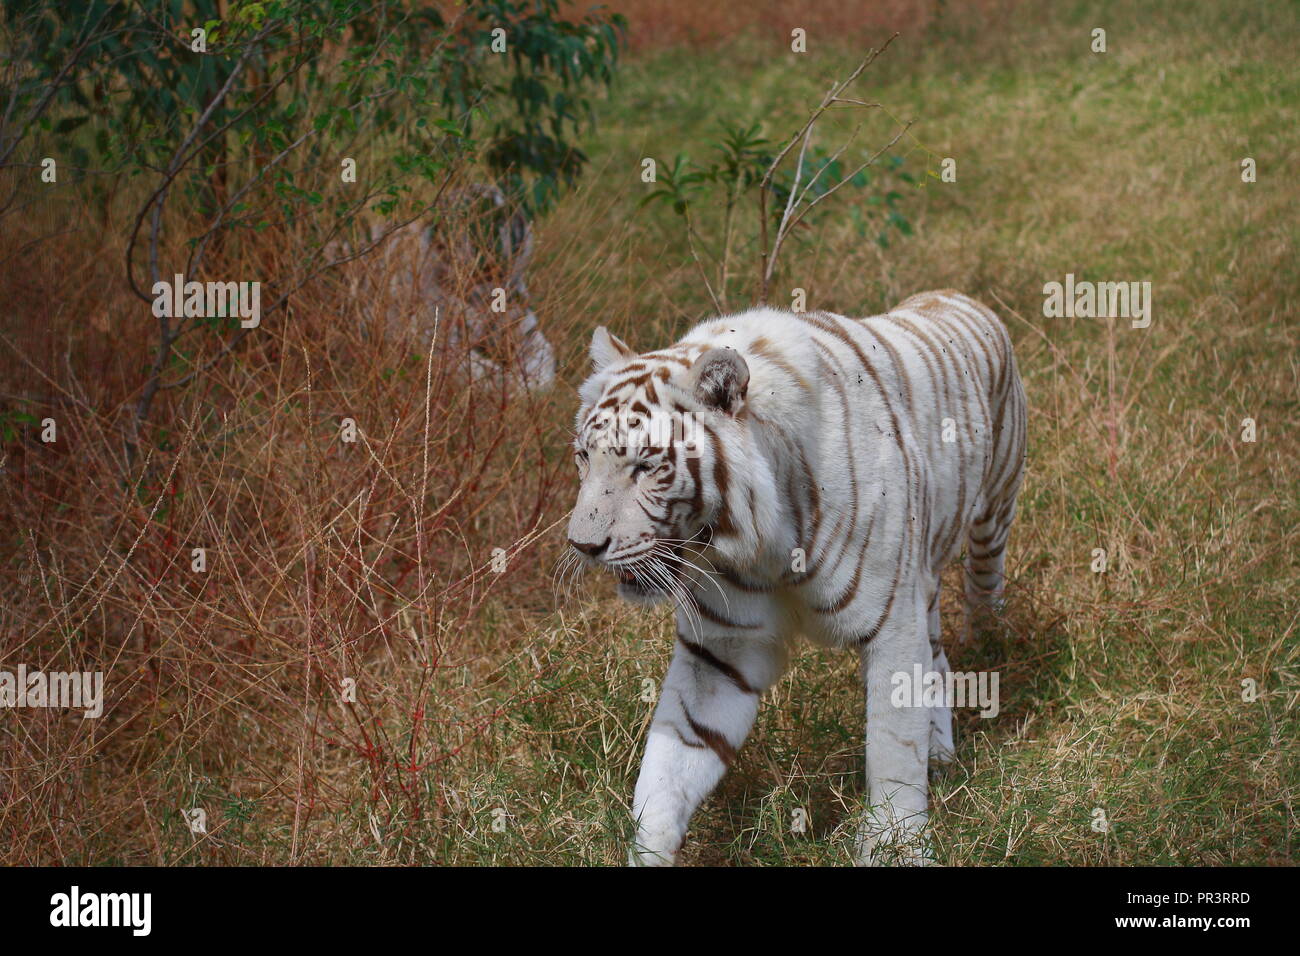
[
  {"xmin": 856, "ymin": 597, "xmax": 934, "ymax": 866},
  {"xmin": 927, "ymin": 580, "xmax": 957, "ymax": 769},
  {"xmin": 629, "ymin": 633, "xmax": 787, "ymax": 866}
]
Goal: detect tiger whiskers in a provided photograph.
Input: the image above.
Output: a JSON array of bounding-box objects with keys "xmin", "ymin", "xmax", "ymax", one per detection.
[
  {"xmin": 633, "ymin": 555, "xmax": 703, "ymax": 643},
  {"xmin": 549, "ymin": 548, "xmax": 574, "ymax": 594},
  {"xmin": 557, "ymin": 535, "xmax": 711, "ymax": 643},
  {"xmin": 551, "ymin": 547, "xmax": 587, "ymax": 601},
  {"xmin": 647, "ymin": 542, "xmax": 730, "ymax": 614}
]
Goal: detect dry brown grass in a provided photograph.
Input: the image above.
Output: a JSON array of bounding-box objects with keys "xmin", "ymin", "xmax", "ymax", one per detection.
[{"xmin": 0, "ymin": 175, "xmax": 608, "ymax": 861}]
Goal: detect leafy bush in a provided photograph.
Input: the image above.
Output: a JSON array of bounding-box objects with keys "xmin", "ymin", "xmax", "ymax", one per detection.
[{"xmin": 0, "ymin": 0, "xmax": 624, "ymax": 436}]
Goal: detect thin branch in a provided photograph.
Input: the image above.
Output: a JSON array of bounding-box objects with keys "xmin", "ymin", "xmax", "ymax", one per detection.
[
  {"xmin": 0, "ymin": 6, "xmax": 115, "ymax": 167},
  {"xmin": 782, "ymin": 119, "xmax": 912, "ymax": 238},
  {"xmin": 757, "ymin": 32, "xmax": 898, "ymax": 303},
  {"xmin": 683, "ymin": 206, "xmax": 723, "ymax": 314},
  {"xmin": 124, "ymin": 24, "xmax": 273, "ymax": 303}
]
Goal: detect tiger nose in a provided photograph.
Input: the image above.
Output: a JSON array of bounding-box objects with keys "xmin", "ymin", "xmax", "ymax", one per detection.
[{"xmin": 568, "ymin": 536, "xmax": 610, "ymax": 558}]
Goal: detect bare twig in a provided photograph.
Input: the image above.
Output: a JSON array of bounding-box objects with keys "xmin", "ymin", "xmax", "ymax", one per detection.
[
  {"xmin": 683, "ymin": 206, "xmax": 723, "ymax": 314},
  {"xmin": 782, "ymin": 119, "xmax": 912, "ymax": 238},
  {"xmin": 757, "ymin": 32, "xmax": 899, "ymax": 304}
]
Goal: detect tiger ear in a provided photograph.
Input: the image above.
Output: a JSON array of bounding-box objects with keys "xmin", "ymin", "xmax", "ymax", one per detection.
[
  {"xmin": 590, "ymin": 326, "xmax": 634, "ymax": 371},
  {"xmin": 687, "ymin": 347, "xmax": 749, "ymax": 415}
]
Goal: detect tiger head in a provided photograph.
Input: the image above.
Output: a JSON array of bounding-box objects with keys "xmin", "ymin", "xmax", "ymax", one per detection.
[{"xmin": 566, "ymin": 324, "xmax": 779, "ymax": 604}]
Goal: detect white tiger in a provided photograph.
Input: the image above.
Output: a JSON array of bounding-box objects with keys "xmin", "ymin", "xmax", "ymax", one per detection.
[
  {"xmin": 330, "ymin": 184, "xmax": 556, "ymax": 391},
  {"xmin": 566, "ymin": 290, "xmax": 1027, "ymax": 865}
]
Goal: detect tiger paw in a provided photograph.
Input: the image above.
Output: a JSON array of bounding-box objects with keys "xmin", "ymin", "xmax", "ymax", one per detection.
[
  {"xmin": 628, "ymin": 819, "xmax": 684, "ymax": 866},
  {"xmin": 855, "ymin": 815, "xmax": 934, "ymax": 867},
  {"xmin": 628, "ymin": 839, "xmax": 678, "ymax": 867}
]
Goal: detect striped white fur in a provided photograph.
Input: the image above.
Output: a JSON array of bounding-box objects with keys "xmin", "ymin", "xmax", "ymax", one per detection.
[{"xmin": 567, "ymin": 290, "xmax": 1027, "ymax": 865}]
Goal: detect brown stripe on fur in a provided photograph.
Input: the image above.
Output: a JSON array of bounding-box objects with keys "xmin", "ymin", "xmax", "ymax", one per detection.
[
  {"xmin": 700, "ymin": 422, "xmax": 736, "ymax": 538},
  {"xmin": 682, "ymin": 705, "xmax": 737, "ymax": 766},
  {"xmin": 886, "ymin": 314, "xmax": 973, "ymax": 565},
  {"xmin": 796, "ymin": 310, "xmax": 913, "ymax": 481},
  {"xmin": 678, "ymin": 636, "xmax": 757, "ymax": 694},
  {"xmin": 854, "ymin": 534, "xmax": 905, "ymax": 644},
  {"xmin": 748, "ymin": 336, "xmax": 813, "ymax": 393},
  {"xmin": 812, "ymin": 509, "xmax": 877, "ymax": 615},
  {"xmin": 714, "ymin": 563, "xmax": 779, "ymax": 593},
  {"xmin": 641, "ymin": 351, "xmax": 694, "ymax": 368},
  {"xmin": 689, "ymin": 592, "xmax": 761, "ymax": 630},
  {"xmin": 809, "ymin": 344, "xmax": 863, "ymax": 574}
]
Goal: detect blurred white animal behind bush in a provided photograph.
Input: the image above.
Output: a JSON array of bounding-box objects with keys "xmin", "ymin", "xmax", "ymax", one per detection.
[{"xmin": 327, "ymin": 184, "xmax": 557, "ymax": 391}]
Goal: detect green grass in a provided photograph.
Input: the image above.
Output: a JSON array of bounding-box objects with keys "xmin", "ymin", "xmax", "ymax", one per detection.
[{"xmin": 475, "ymin": 0, "xmax": 1299, "ymax": 865}]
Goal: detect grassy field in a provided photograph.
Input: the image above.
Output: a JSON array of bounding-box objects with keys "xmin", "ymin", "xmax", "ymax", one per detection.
[{"xmin": 1, "ymin": 0, "xmax": 1296, "ymax": 865}]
